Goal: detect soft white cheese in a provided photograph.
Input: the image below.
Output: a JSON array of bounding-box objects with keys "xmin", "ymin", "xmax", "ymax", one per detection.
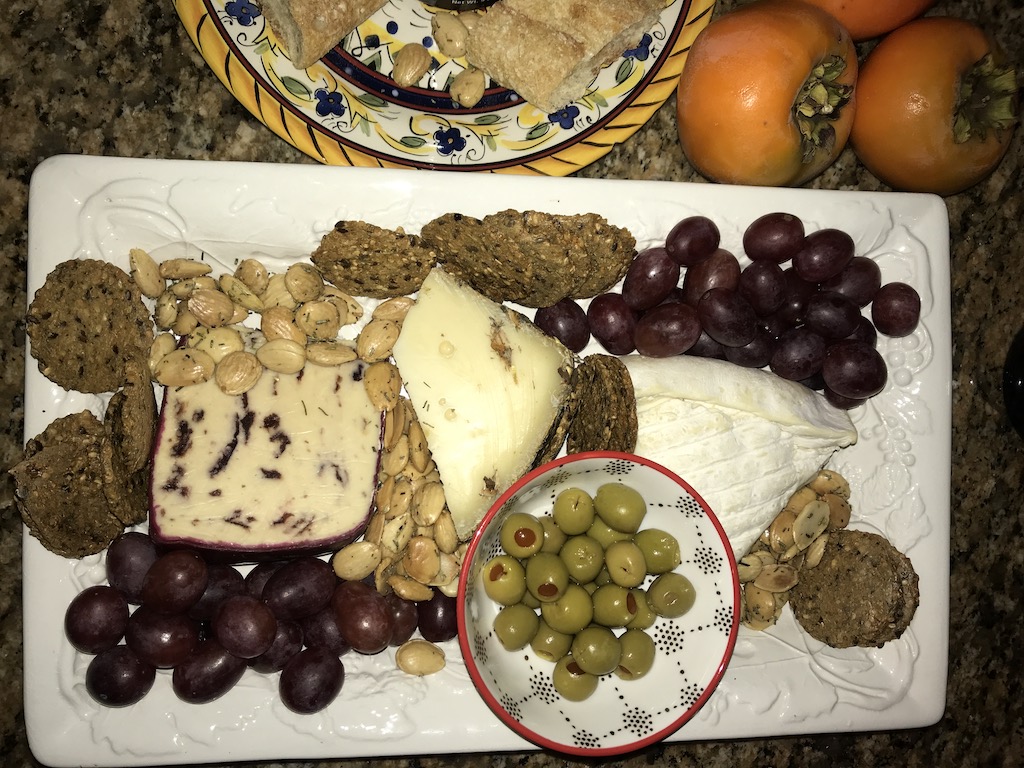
[
  {"xmin": 622, "ymin": 355, "xmax": 857, "ymax": 560},
  {"xmin": 149, "ymin": 361, "xmax": 382, "ymax": 556},
  {"xmin": 392, "ymin": 268, "xmax": 574, "ymax": 539}
]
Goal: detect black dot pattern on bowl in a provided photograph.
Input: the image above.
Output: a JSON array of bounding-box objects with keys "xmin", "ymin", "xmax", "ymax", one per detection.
[
  {"xmin": 603, "ymin": 459, "xmax": 635, "ymax": 477},
  {"xmin": 570, "ymin": 726, "xmax": 602, "ymax": 750},
  {"xmin": 620, "ymin": 705, "xmax": 654, "ymax": 737},
  {"xmin": 675, "ymin": 496, "xmax": 706, "ymax": 518},
  {"xmin": 713, "ymin": 604, "xmax": 734, "ymax": 633},
  {"xmin": 693, "ymin": 545, "xmax": 725, "ymax": 575},
  {"xmin": 678, "ymin": 678, "xmax": 703, "ymax": 710},
  {"xmin": 531, "ymin": 669, "xmax": 559, "ymax": 705},
  {"xmin": 653, "ymin": 620, "xmax": 688, "ymax": 652}
]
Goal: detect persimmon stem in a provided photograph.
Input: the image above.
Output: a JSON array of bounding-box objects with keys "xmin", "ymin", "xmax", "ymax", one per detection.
[
  {"xmin": 953, "ymin": 53, "xmax": 1018, "ymax": 144},
  {"xmin": 794, "ymin": 55, "xmax": 854, "ymax": 164}
]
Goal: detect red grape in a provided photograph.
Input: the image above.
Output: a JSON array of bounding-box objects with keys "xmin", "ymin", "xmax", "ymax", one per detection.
[
  {"xmin": 416, "ymin": 589, "xmax": 458, "ymax": 643},
  {"xmin": 793, "ymin": 228, "xmax": 855, "ymax": 283},
  {"xmin": 665, "ymin": 216, "xmax": 720, "ymax": 266},
  {"xmin": 770, "ymin": 327, "xmax": 827, "ymax": 381},
  {"xmin": 85, "ymin": 645, "xmax": 156, "ymax": 707},
  {"xmin": 821, "ymin": 256, "xmax": 881, "ymax": 307},
  {"xmin": 262, "ymin": 556, "xmax": 337, "ymax": 621},
  {"xmin": 742, "ymin": 212, "xmax": 805, "ymax": 263},
  {"xmin": 822, "ymin": 339, "xmax": 888, "ymax": 399},
  {"xmin": 212, "ymin": 594, "xmax": 278, "ymax": 659},
  {"xmin": 681, "ymin": 249, "xmax": 741, "ymax": 305},
  {"xmin": 105, "ymin": 532, "xmax": 159, "ymax": 604},
  {"xmin": 738, "ymin": 260, "xmax": 787, "ymax": 317},
  {"xmin": 724, "ymin": 326, "xmax": 775, "ymax": 368},
  {"xmin": 250, "ymin": 620, "xmax": 305, "ymax": 673},
  {"xmin": 697, "ymin": 287, "xmax": 757, "ymax": 347},
  {"xmin": 172, "ymin": 639, "xmax": 247, "ymax": 704},
  {"xmin": 872, "ymin": 282, "xmax": 921, "ymax": 337},
  {"xmin": 588, "ymin": 293, "xmax": 637, "ymax": 355},
  {"xmin": 634, "ymin": 303, "xmax": 701, "ymax": 357},
  {"xmin": 279, "ymin": 646, "xmax": 345, "ymax": 714},
  {"xmin": 126, "ymin": 605, "xmax": 200, "ymax": 669},
  {"xmin": 332, "ymin": 580, "xmax": 394, "ymax": 654},
  {"xmin": 803, "ymin": 291, "xmax": 861, "ymax": 339},
  {"xmin": 189, "ymin": 563, "xmax": 245, "ymax": 621},
  {"xmin": 534, "ymin": 299, "xmax": 590, "ymax": 352},
  {"xmin": 141, "ymin": 549, "xmax": 208, "ymax": 615},
  {"xmin": 65, "ymin": 585, "xmax": 129, "ymax": 655},
  {"xmin": 621, "ymin": 247, "xmax": 681, "ymax": 310}
]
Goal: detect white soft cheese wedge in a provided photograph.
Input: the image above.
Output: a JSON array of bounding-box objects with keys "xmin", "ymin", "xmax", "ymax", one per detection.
[
  {"xmin": 149, "ymin": 361, "xmax": 382, "ymax": 557},
  {"xmin": 392, "ymin": 268, "xmax": 574, "ymax": 539},
  {"xmin": 622, "ymin": 355, "xmax": 857, "ymax": 561}
]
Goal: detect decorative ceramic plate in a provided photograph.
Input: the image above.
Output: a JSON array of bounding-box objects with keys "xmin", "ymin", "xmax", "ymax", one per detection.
[
  {"xmin": 172, "ymin": 0, "xmax": 715, "ymax": 173},
  {"xmin": 24, "ymin": 156, "xmax": 950, "ymax": 767}
]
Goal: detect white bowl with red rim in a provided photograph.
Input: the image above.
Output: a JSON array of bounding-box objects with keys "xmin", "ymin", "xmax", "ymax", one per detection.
[{"xmin": 457, "ymin": 451, "xmax": 740, "ymax": 757}]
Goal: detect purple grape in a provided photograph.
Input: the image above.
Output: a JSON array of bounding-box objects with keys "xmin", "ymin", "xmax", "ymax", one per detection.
[
  {"xmin": 250, "ymin": 620, "xmax": 305, "ymax": 673},
  {"xmin": 244, "ymin": 561, "xmax": 286, "ymax": 599},
  {"xmin": 279, "ymin": 647, "xmax": 345, "ymax": 714},
  {"xmin": 686, "ymin": 330, "xmax": 727, "ymax": 359},
  {"xmin": 621, "ymin": 247, "xmax": 681, "ymax": 311},
  {"xmin": 793, "ymin": 228, "xmax": 855, "ymax": 283},
  {"xmin": 724, "ymin": 326, "xmax": 775, "ymax": 368},
  {"xmin": 738, "ymin": 260, "xmax": 787, "ymax": 316},
  {"xmin": 871, "ymin": 282, "xmax": 921, "ymax": 337},
  {"xmin": 416, "ymin": 589, "xmax": 458, "ymax": 643},
  {"xmin": 803, "ymin": 291, "xmax": 861, "ymax": 340},
  {"xmin": 775, "ymin": 267, "xmax": 818, "ymax": 327},
  {"xmin": 125, "ymin": 605, "xmax": 200, "ymax": 669},
  {"xmin": 534, "ymin": 299, "xmax": 590, "ymax": 352},
  {"xmin": 742, "ymin": 212, "xmax": 805, "ymax": 263},
  {"xmin": 212, "ymin": 594, "xmax": 278, "ymax": 659},
  {"xmin": 189, "ymin": 563, "xmax": 246, "ymax": 622},
  {"xmin": 770, "ymin": 327, "xmax": 827, "ymax": 381},
  {"xmin": 821, "ymin": 340, "xmax": 888, "ymax": 400},
  {"xmin": 65, "ymin": 585, "xmax": 130, "ymax": 655},
  {"xmin": 846, "ymin": 315, "xmax": 878, "ymax": 347},
  {"xmin": 105, "ymin": 532, "xmax": 159, "ymax": 604},
  {"xmin": 85, "ymin": 645, "xmax": 156, "ymax": 707},
  {"xmin": 332, "ymin": 581, "xmax": 394, "ymax": 654},
  {"xmin": 587, "ymin": 293, "xmax": 637, "ymax": 355},
  {"xmin": 140, "ymin": 549, "xmax": 208, "ymax": 615},
  {"xmin": 262, "ymin": 556, "xmax": 337, "ymax": 621},
  {"xmin": 298, "ymin": 606, "xmax": 351, "ymax": 657},
  {"xmin": 665, "ymin": 216, "xmax": 720, "ymax": 266},
  {"xmin": 385, "ymin": 592, "xmax": 419, "ymax": 647},
  {"xmin": 634, "ymin": 303, "xmax": 701, "ymax": 357},
  {"xmin": 172, "ymin": 639, "xmax": 247, "ymax": 704},
  {"xmin": 825, "ymin": 386, "xmax": 867, "ymax": 410},
  {"xmin": 821, "ymin": 256, "xmax": 882, "ymax": 307},
  {"xmin": 681, "ymin": 249, "xmax": 741, "ymax": 306},
  {"xmin": 697, "ymin": 287, "xmax": 757, "ymax": 347}
]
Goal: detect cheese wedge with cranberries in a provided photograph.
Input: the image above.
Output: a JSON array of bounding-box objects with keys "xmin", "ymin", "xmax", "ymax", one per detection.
[
  {"xmin": 392, "ymin": 268, "xmax": 575, "ymax": 539},
  {"xmin": 149, "ymin": 360, "xmax": 383, "ymax": 557}
]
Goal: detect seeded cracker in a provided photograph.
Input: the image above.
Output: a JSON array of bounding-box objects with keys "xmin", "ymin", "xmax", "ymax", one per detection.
[
  {"xmin": 561, "ymin": 213, "xmax": 636, "ymax": 299},
  {"xmin": 788, "ymin": 529, "xmax": 920, "ymax": 648},
  {"xmin": 565, "ymin": 354, "xmax": 638, "ymax": 453},
  {"xmin": 11, "ymin": 411, "xmax": 129, "ymax": 558},
  {"xmin": 104, "ymin": 359, "xmax": 158, "ymax": 475},
  {"xmin": 26, "ymin": 259, "xmax": 154, "ymax": 394},
  {"xmin": 311, "ymin": 220, "xmax": 437, "ymax": 299}
]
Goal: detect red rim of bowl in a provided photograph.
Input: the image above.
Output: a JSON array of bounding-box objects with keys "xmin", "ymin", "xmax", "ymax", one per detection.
[{"xmin": 456, "ymin": 450, "xmax": 741, "ymax": 757}]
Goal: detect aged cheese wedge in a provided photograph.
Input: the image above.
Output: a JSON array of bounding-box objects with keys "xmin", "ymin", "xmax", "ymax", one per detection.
[
  {"xmin": 392, "ymin": 268, "xmax": 575, "ymax": 539},
  {"xmin": 621, "ymin": 355, "xmax": 857, "ymax": 560},
  {"xmin": 149, "ymin": 361, "xmax": 382, "ymax": 557}
]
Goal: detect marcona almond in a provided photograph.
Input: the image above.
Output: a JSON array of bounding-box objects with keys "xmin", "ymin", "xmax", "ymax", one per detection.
[
  {"xmin": 306, "ymin": 340, "xmax": 358, "ymax": 367},
  {"xmin": 214, "ymin": 350, "xmax": 263, "ymax": 395},
  {"xmin": 129, "ymin": 248, "xmax": 164, "ymax": 298},
  {"xmin": 403, "ymin": 535, "xmax": 441, "ymax": 584},
  {"xmin": 322, "ymin": 286, "xmax": 364, "ymax": 325},
  {"xmin": 261, "ymin": 273, "xmax": 298, "ymax": 310},
  {"xmin": 383, "ymin": 397, "xmax": 409, "ymax": 451},
  {"xmin": 154, "ymin": 291, "xmax": 179, "ymax": 329},
  {"xmin": 295, "ymin": 300, "xmax": 342, "ymax": 340},
  {"xmin": 431, "ymin": 11, "xmax": 469, "ymax": 58},
  {"xmin": 285, "ymin": 263, "xmax": 324, "ymax": 303},
  {"xmin": 381, "ymin": 512, "xmax": 415, "ymax": 555},
  {"xmin": 189, "ymin": 326, "xmax": 245, "ymax": 363},
  {"xmin": 261, "ymin": 305, "xmax": 307, "ymax": 345},
  {"xmin": 387, "ymin": 574, "xmax": 434, "ymax": 602},
  {"xmin": 412, "ymin": 481, "xmax": 445, "ymax": 526},
  {"xmin": 234, "ymin": 258, "xmax": 270, "ymax": 295},
  {"xmin": 171, "ymin": 304, "xmax": 199, "ymax": 336},
  {"xmin": 154, "ymin": 348, "xmax": 216, "ymax": 387},
  {"xmin": 387, "ymin": 475, "xmax": 414, "ymax": 520},
  {"xmin": 219, "ymin": 273, "xmax": 265, "ymax": 312},
  {"xmin": 333, "ymin": 540, "xmax": 384, "ymax": 581},
  {"xmin": 392, "ymin": 42, "xmax": 431, "ymax": 87},
  {"xmin": 372, "ymin": 296, "xmax": 415, "ymax": 323},
  {"xmin": 148, "ymin": 333, "xmax": 178, "ymax": 377},
  {"xmin": 188, "ymin": 288, "xmax": 236, "ymax": 328},
  {"xmin": 382, "ymin": 433, "xmax": 410, "ymax": 476},
  {"xmin": 396, "ymin": 639, "xmax": 446, "ymax": 676},
  {"xmin": 159, "ymin": 257, "xmax": 211, "ymax": 279},
  {"xmin": 432, "ymin": 509, "xmax": 459, "ymax": 554},
  {"xmin": 449, "ymin": 66, "xmax": 486, "ymax": 108},
  {"xmin": 357, "ymin": 318, "xmax": 401, "ymax": 362},
  {"xmin": 407, "ymin": 420, "xmax": 430, "ymax": 473},
  {"xmin": 363, "ymin": 360, "xmax": 402, "ymax": 411},
  {"xmin": 256, "ymin": 338, "xmax": 306, "ymax": 374},
  {"xmin": 171, "ymin": 275, "xmax": 218, "ymax": 298}
]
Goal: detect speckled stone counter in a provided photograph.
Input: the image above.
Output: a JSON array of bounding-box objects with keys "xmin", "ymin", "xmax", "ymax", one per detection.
[{"xmin": 2, "ymin": 0, "xmax": 1022, "ymax": 766}]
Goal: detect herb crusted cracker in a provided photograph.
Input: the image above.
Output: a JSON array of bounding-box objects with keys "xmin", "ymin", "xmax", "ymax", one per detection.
[{"xmin": 26, "ymin": 259, "xmax": 154, "ymax": 394}]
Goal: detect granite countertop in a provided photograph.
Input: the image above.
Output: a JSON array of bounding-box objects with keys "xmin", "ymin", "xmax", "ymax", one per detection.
[{"xmin": 2, "ymin": 0, "xmax": 1022, "ymax": 766}]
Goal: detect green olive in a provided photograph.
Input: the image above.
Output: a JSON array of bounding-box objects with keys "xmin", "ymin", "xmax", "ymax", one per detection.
[
  {"xmin": 604, "ymin": 540, "xmax": 647, "ymax": 588},
  {"xmin": 552, "ymin": 655, "xmax": 598, "ymax": 702},
  {"xmin": 558, "ymin": 534, "xmax": 604, "ymax": 584},
  {"xmin": 539, "ymin": 515, "xmax": 567, "ymax": 554},
  {"xmin": 521, "ymin": 588, "xmax": 541, "ymax": 609},
  {"xmin": 552, "ymin": 487, "xmax": 595, "ymax": 535},
  {"xmin": 530, "ymin": 618, "xmax": 573, "ymax": 662},
  {"xmin": 593, "ymin": 483, "xmax": 647, "ymax": 534},
  {"xmin": 500, "ymin": 512, "xmax": 544, "ymax": 558},
  {"xmin": 615, "ymin": 628, "xmax": 656, "ymax": 680},
  {"xmin": 587, "ymin": 516, "xmax": 631, "ymax": 549},
  {"xmin": 524, "ymin": 551, "xmax": 570, "ymax": 603},
  {"xmin": 648, "ymin": 571, "xmax": 697, "ymax": 618},
  {"xmin": 625, "ymin": 588, "xmax": 657, "ymax": 630},
  {"xmin": 482, "ymin": 555, "xmax": 527, "ymax": 606},
  {"xmin": 570, "ymin": 625, "xmax": 621, "ymax": 676},
  {"xmin": 540, "ymin": 583, "xmax": 594, "ymax": 635},
  {"xmin": 591, "ymin": 583, "xmax": 638, "ymax": 628},
  {"xmin": 492, "ymin": 603, "xmax": 540, "ymax": 651},
  {"xmin": 633, "ymin": 528, "xmax": 682, "ymax": 574}
]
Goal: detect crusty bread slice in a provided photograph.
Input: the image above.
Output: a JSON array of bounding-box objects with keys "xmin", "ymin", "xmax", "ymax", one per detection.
[
  {"xmin": 259, "ymin": 0, "xmax": 388, "ymax": 69},
  {"xmin": 466, "ymin": 0, "xmax": 664, "ymax": 113}
]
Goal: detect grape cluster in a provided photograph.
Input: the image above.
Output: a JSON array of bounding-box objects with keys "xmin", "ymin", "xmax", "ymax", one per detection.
[
  {"xmin": 65, "ymin": 532, "xmax": 458, "ymax": 713},
  {"xmin": 534, "ymin": 213, "xmax": 922, "ymax": 409}
]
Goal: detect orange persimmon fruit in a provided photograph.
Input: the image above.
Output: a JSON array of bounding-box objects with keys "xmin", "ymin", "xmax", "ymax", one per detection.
[
  {"xmin": 798, "ymin": 0, "xmax": 937, "ymax": 41},
  {"xmin": 676, "ymin": 0, "xmax": 858, "ymax": 188}
]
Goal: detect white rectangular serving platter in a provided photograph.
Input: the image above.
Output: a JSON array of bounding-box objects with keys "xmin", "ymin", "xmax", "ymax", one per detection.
[{"xmin": 23, "ymin": 155, "xmax": 951, "ymax": 767}]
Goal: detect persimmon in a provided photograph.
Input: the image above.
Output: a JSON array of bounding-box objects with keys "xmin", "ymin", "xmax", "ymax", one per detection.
[
  {"xmin": 798, "ymin": 0, "xmax": 937, "ymax": 41},
  {"xmin": 850, "ymin": 18, "xmax": 1018, "ymax": 196},
  {"xmin": 676, "ymin": 0, "xmax": 857, "ymax": 188}
]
